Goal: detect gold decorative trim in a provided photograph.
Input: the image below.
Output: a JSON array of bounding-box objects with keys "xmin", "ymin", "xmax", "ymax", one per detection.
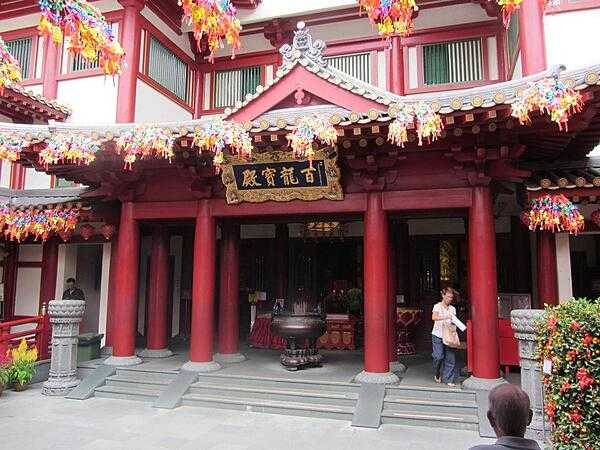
[
  {"xmin": 243, "ymin": 121, "xmax": 253, "ymax": 131},
  {"xmin": 388, "ymin": 104, "xmax": 399, "ymax": 118},
  {"xmin": 540, "ymin": 179, "xmax": 552, "ymax": 189},
  {"xmin": 471, "ymin": 96, "xmax": 484, "ymax": 107},
  {"xmin": 221, "ymin": 149, "xmax": 343, "ymax": 204},
  {"xmin": 259, "ymin": 119, "xmax": 270, "ymax": 130},
  {"xmin": 430, "ymin": 101, "xmax": 441, "ymax": 112},
  {"xmin": 367, "ymin": 109, "xmax": 380, "ymax": 120},
  {"xmin": 450, "ymin": 98, "xmax": 462, "ymax": 110},
  {"xmin": 349, "ymin": 111, "xmax": 360, "ymax": 123},
  {"xmin": 493, "ymin": 92, "xmax": 506, "ymax": 104},
  {"xmin": 564, "ymin": 78, "xmax": 576, "ymax": 89},
  {"xmin": 584, "ymin": 72, "xmax": 599, "ymax": 85},
  {"xmin": 330, "ymin": 113, "xmax": 342, "ymax": 125},
  {"xmin": 276, "ymin": 118, "xmax": 288, "ymax": 129}
]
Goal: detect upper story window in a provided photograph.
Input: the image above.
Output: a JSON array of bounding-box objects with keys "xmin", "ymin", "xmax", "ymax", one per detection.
[
  {"xmin": 325, "ymin": 52, "xmax": 372, "ymax": 83},
  {"xmin": 147, "ymin": 36, "xmax": 190, "ymax": 102},
  {"xmin": 423, "ymin": 38, "xmax": 483, "ymax": 86},
  {"xmin": 507, "ymin": 13, "xmax": 519, "ymax": 65},
  {"xmin": 213, "ymin": 65, "xmax": 262, "ymax": 109},
  {"xmin": 71, "ymin": 53, "xmax": 100, "ymax": 72},
  {"xmin": 5, "ymin": 37, "xmax": 33, "ymax": 80}
]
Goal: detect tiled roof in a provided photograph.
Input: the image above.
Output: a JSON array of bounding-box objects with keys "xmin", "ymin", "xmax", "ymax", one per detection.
[
  {"xmin": 0, "ymin": 187, "xmax": 87, "ymax": 208},
  {"xmin": 7, "ymin": 85, "xmax": 71, "ymax": 116},
  {"xmin": 524, "ymin": 158, "xmax": 600, "ymax": 191}
]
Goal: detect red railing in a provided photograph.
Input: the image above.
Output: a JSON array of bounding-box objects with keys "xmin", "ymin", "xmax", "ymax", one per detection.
[{"xmin": 0, "ymin": 305, "xmax": 51, "ymax": 361}]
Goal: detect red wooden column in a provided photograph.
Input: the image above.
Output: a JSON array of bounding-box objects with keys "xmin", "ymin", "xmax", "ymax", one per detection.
[
  {"xmin": 389, "ymin": 35, "xmax": 405, "ymax": 95},
  {"xmin": 356, "ymin": 192, "xmax": 399, "ymax": 384},
  {"xmin": 39, "ymin": 238, "xmax": 59, "ymax": 312},
  {"xmin": 41, "ymin": 36, "xmax": 60, "ymax": 99},
  {"xmin": 140, "ymin": 226, "xmax": 173, "ymax": 358},
  {"xmin": 518, "ymin": 0, "xmax": 547, "ymax": 76},
  {"xmin": 183, "ymin": 200, "xmax": 220, "ymax": 372},
  {"xmin": 464, "ymin": 186, "xmax": 503, "ymax": 389},
  {"xmin": 215, "ymin": 223, "xmax": 245, "ymax": 363},
  {"xmin": 104, "ymin": 202, "xmax": 142, "ymax": 366},
  {"xmin": 104, "ymin": 237, "xmax": 119, "ymax": 349},
  {"xmin": 537, "ymin": 232, "xmax": 559, "ymax": 306},
  {"xmin": 116, "ymin": 0, "xmax": 145, "ymax": 122}
]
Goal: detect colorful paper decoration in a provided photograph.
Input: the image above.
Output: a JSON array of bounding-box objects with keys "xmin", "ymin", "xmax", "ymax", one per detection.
[
  {"xmin": 0, "ymin": 206, "xmax": 80, "ymax": 242},
  {"xmin": 191, "ymin": 120, "xmax": 252, "ymax": 173},
  {"xmin": 511, "ymin": 77, "xmax": 583, "ymax": 131},
  {"xmin": 79, "ymin": 223, "xmax": 95, "ymax": 240},
  {"xmin": 388, "ymin": 102, "xmax": 444, "ymax": 147},
  {"xmin": 0, "ymin": 133, "xmax": 29, "ymax": 162},
  {"xmin": 180, "ymin": 0, "xmax": 242, "ymax": 62},
  {"xmin": 286, "ymin": 116, "xmax": 338, "ymax": 164},
  {"xmin": 116, "ymin": 126, "xmax": 174, "ymax": 170},
  {"xmin": 358, "ymin": 0, "xmax": 418, "ymax": 38},
  {"xmin": 38, "ymin": 0, "xmax": 125, "ymax": 76},
  {"xmin": 100, "ymin": 223, "xmax": 116, "ymax": 240},
  {"xmin": 497, "ymin": 0, "xmax": 558, "ymax": 29},
  {"xmin": 522, "ymin": 194, "xmax": 584, "ymax": 235},
  {"xmin": 591, "ymin": 209, "xmax": 600, "ymax": 228},
  {"xmin": 0, "ymin": 37, "xmax": 23, "ymax": 95},
  {"xmin": 40, "ymin": 134, "xmax": 100, "ymax": 168}
]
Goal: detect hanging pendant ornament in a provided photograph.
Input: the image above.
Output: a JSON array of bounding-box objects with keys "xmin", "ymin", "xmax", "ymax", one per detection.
[
  {"xmin": 388, "ymin": 102, "xmax": 444, "ymax": 147},
  {"xmin": 180, "ymin": 0, "xmax": 242, "ymax": 62},
  {"xmin": 358, "ymin": 0, "xmax": 418, "ymax": 39},
  {"xmin": 37, "ymin": 0, "xmax": 125, "ymax": 76},
  {"xmin": 286, "ymin": 116, "xmax": 338, "ymax": 165},
  {"xmin": 116, "ymin": 126, "xmax": 174, "ymax": 170},
  {"xmin": 522, "ymin": 194, "xmax": 584, "ymax": 235},
  {"xmin": 0, "ymin": 36, "xmax": 23, "ymax": 95},
  {"xmin": 0, "ymin": 206, "xmax": 80, "ymax": 242},
  {"xmin": 511, "ymin": 76, "xmax": 583, "ymax": 131},
  {"xmin": 0, "ymin": 133, "xmax": 29, "ymax": 162},
  {"xmin": 191, "ymin": 120, "xmax": 253, "ymax": 173},
  {"xmin": 40, "ymin": 133, "xmax": 100, "ymax": 168}
]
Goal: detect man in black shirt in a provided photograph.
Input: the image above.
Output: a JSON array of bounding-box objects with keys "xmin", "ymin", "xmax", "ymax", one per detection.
[{"xmin": 62, "ymin": 278, "xmax": 85, "ymax": 301}]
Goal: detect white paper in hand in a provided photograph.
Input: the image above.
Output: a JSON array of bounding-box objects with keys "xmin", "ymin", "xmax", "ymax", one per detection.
[{"xmin": 451, "ymin": 315, "xmax": 467, "ymax": 332}]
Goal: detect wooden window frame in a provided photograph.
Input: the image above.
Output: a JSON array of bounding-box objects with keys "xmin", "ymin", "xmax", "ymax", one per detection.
[
  {"xmin": 139, "ymin": 17, "xmax": 197, "ymax": 113},
  {"xmin": 2, "ymin": 27, "xmax": 40, "ymax": 85}
]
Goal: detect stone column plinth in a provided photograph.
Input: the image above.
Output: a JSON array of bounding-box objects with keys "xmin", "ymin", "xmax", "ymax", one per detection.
[
  {"xmin": 511, "ymin": 309, "xmax": 548, "ymax": 441},
  {"xmin": 42, "ymin": 299, "xmax": 86, "ymax": 396}
]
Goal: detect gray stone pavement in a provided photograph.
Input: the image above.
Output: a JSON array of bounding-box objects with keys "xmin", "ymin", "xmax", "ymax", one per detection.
[{"xmin": 0, "ymin": 384, "xmax": 495, "ymax": 450}]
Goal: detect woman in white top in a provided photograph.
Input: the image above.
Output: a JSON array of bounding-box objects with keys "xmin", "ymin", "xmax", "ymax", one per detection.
[{"xmin": 431, "ymin": 287, "xmax": 458, "ymax": 386}]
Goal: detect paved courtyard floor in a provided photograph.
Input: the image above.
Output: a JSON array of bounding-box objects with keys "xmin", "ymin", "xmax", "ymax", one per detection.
[{"xmin": 0, "ymin": 384, "xmax": 495, "ymax": 450}]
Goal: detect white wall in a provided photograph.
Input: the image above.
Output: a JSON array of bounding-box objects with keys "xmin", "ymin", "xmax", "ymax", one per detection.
[
  {"xmin": 142, "ymin": 7, "xmax": 194, "ymax": 59},
  {"xmin": 555, "ymin": 233, "xmax": 573, "ymax": 303},
  {"xmin": 135, "ymin": 79, "xmax": 193, "ymax": 123},
  {"xmin": 545, "ymin": 9, "xmax": 600, "ymax": 70},
  {"xmin": 57, "ymin": 76, "xmax": 118, "ymax": 123},
  {"xmin": 24, "ymin": 168, "xmax": 52, "ymax": 189},
  {"xmin": 98, "ymin": 243, "xmax": 112, "ymax": 346},
  {"xmin": 0, "ymin": 162, "xmax": 12, "ymax": 187}
]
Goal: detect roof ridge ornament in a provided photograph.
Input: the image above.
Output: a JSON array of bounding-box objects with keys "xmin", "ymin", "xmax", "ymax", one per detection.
[{"xmin": 280, "ymin": 22, "xmax": 327, "ymax": 68}]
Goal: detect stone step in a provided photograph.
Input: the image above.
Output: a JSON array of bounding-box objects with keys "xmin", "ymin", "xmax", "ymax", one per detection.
[
  {"xmin": 105, "ymin": 374, "xmax": 172, "ymax": 391},
  {"xmin": 189, "ymin": 382, "xmax": 358, "ymax": 407},
  {"xmin": 113, "ymin": 367, "xmax": 178, "ymax": 384},
  {"xmin": 194, "ymin": 373, "xmax": 359, "ymax": 394},
  {"xmin": 181, "ymin": 393, "xmax": 355, "ymax": 422},
  {"xmin": 380, "ymin": 409, "xmax": 479, "ymax": 431},
  {"xmin": 383, "ymin": 397, "xmax": 478, "ymax": 416},
  {"xmin": 385, "ymin": 385, "xmax": 476, "ymax": 403},
  {"xmin": 94, "ymin": 384, "xmax": 162, "ymax": 403}
]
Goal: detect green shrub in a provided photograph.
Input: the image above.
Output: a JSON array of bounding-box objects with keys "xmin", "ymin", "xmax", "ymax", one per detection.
[{"xmin": 537, "ymin": 298, "xmax": 600, "ymax": 449}]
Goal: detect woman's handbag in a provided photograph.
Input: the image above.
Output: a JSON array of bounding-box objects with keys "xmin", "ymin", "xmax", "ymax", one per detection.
[{"xmin": 442, "ymin": 323, "xmax": 460, "ymax": 348}]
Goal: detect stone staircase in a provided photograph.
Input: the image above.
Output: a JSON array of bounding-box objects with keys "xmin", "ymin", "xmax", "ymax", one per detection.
[{"xmin": 91, "ymin": 368, "xmax": 479, "ymax": 430}]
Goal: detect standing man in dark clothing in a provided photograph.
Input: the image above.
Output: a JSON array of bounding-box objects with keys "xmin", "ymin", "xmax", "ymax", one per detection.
[
  {"xmin": 62, "ymin": 278, "xmax": 85, "ymax": 301},
  {"xmin": 469, "ymin": 384, "xmax": 541, "ymax": 450}
]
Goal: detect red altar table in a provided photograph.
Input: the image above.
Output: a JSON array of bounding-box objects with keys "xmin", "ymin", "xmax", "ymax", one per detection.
[
  {"xmin": 248, "ymin": 315, "xmax": 286, "ymax": 349},
  {"xmin": 317, "ymin": 315, "xmax": 357, "ymax": 350},
  {"xmin": 396, "ymin": 308, "xmax": 422, "ymax": 355},
  {"xmin": 466, "ymin": 318, "xmax": 519, "ymax": 376}
]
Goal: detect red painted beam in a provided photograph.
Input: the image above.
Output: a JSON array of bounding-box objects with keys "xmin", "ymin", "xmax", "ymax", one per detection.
[
  {"xmin": 527, "ymin": 188, "xmax": 600, "ymax": 201},
  {"xmin": 382, "ymin": 188, "xmax": 473, "ymax": 211},
  {"xmin": 132, "ymin": 201, "xmax": 198, "ymax": 219}
]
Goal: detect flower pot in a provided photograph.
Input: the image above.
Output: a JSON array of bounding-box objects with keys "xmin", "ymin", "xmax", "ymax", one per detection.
[{"xmin": 13, "ymin": 382, "xmax": 28, "ymax": 392}]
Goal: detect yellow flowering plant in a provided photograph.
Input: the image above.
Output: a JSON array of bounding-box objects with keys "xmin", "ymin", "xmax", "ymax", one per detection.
[{"xmin": 9, "ymin": 339, "xmax": 37, "ymax": 387}]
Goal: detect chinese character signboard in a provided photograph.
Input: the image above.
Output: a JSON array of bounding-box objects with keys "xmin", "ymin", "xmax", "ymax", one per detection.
[{"xmin": 221, "ymin": 150, "xmax": 343, "ymax": 204}]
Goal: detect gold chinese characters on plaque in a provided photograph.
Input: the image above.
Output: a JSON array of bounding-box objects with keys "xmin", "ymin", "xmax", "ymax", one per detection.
[{"xmin": 220, "ymin": 149, "xmax": 343, "ymax": 204}]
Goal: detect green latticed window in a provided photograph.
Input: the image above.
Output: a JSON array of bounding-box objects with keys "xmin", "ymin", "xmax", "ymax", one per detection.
[
  {"xmin": 148, "ymin": 36, "xmax": 190, "ymax": 102},
  {"xmin": 5, "ymin": 37, "xmax": 32, "ymax": 79},
  {"xmin": 324, "ymin": 53, "xmax": 372, "ymax": 83},
  {"xmin": 423, "ymin": 38, "xmax": 483, "ymax": 86},
  {"xmin": 214, "ymin": 66, "xmax": 262, "ymax": 109},
  {"xmin": 507, "ymin": 12, "xmax": 520, "ymax": 64}
]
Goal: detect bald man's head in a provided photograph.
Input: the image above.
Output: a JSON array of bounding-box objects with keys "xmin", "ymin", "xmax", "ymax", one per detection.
[{"xmin": 487, "ymin": 384, "xmax": 532, "ymax": 438}]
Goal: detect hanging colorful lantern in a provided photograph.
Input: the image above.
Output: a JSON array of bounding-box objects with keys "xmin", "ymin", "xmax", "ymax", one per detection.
[
  {"xmin": 497, "ymin": 0, "xmax": 558, "ymax": 29},
  {"xmin": 522, "ymin": 194, "xmax": 584, "ymax": 235},
  {"xmin": 79, "ymin": 223, "xmax": 95, "ymax": 240},
  {"xmin": 358, "ymin": 0, "xmax": 418, "ymax": 38},
  {"xmin": 0, "ymin": 133, "xmax": 29, "ymax": 162},
  {"xmin": 286, "ymin": 116, "xmax": 338, "ymax": 165},
  {"xmin": 40, "ymin": 134, "xmax": 100, "ymax": 168},
  {"xmin": 180, "ymin": 0, "xmax": 242, "ymax": 62},
  {"xmin": 0, "ymin": 206, "xmax": 80, "ymax": 242},
  {"xmin": 37, "ymin": 0, "xmax": 125, "ymax": 76},
  {"xmin": 511, "ymin": 77, "xmax": 583, "ymax": 131},
  {"xmin": 100, "ymin": 223, "xmax": 116, "ymax": 240},
  {"xmin": 591, "ymin": 210, "xmax": 600, "ymax": 228},
  {"xmin": 58, "ymin": 228, "xmax": 73, "ymax": 242},
  {"xmin": 191, "ymin": 120, "xmax": 252, "ymax": 173},
  {"xmin": 0, "ymin": 36, "xmax": 23, "ymax": 95},
  {"xmin": 388, "ymin": 102, "xmax": 444, "ymax": 147},
  {"xmin": 116, "ymin": 126, "xmax": 174, "ymax": 170}
]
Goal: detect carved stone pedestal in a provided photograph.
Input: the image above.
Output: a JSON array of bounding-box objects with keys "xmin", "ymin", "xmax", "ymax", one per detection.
[
  {"xmin": 42, "ymin": 299, "xmax": 86, "ymax": 396},
  {"xmin": 511, "ymin": 309, "xmax": 549, "ymax": 441}
]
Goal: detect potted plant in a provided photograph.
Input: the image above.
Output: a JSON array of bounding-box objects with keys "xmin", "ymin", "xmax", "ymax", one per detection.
[
  {"xmin": 0, "ymin": 353, "xmax": 11, "ymax": 396},
  {"xmin": 9, "ymin": 339, "xmax": 37, "ymax": 391}
]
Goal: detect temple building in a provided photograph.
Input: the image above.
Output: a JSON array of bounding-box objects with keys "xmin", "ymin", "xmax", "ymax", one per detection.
[{"xmin": 1, "ymin": 0, "xmax": 600, "ymax": 428}]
